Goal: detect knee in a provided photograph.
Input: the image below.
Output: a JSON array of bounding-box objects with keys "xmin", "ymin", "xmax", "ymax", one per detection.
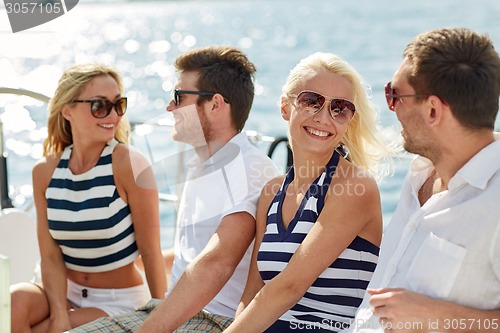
[
  {"xmin": 11, "ymin": 283, "xmax": 31, "ymax": 316},
  {"xmin": 10, "ymin": 283, "xmax": 42, "ymax": 331}
]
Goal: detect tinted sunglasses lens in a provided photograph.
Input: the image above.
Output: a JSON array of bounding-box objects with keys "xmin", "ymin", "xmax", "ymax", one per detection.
[
  {"xmin": 296, "ymin": 92, "xmax": 325, "ymax": 115},
  {"xmin": 90, "ymin": 100, "xmax": 109, "ymax": 118},
  {"xmin": 330, "ymin": 99, "xmax": 355, "ymax": 123},
  {"xmin": 384, "ymin": 82, "xmax": 395, "ymax": 109},
  {"xmin": 116, "ymin": 98, "xmax": 127, "ymax": 115}
]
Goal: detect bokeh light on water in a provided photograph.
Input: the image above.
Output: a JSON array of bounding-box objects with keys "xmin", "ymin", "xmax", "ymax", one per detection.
[{"xmin": 1, "ymin": 0, "xmax": 499, "ymax": 246}]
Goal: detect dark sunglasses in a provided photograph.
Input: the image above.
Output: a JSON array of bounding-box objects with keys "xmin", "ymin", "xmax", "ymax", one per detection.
[
  {"xmin": 72, "ymin": 97, "xmax": 127, "ymax": 118},
  {"xmin": 384, "ymin": 81, "xmax": 430, "ymax": 111},
  {"xmin": 174, "ymin": 89, "xmax": 216, "ymax": 106},
  {"xmin": 289, "ymin": 91, "xmax": 356, "ymax": 124},
  {"xmin": 173, "ymin": 89, "xmax": 229, "ymax": 106}
]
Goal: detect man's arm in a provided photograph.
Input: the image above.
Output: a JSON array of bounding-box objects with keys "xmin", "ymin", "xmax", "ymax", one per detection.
[
  {"xmin": 135, "ymin": 211, "xmax": 256, "ymax": 333},
  {"xmin": 369, "ymin": 288, "xmax": 500, "ymax": 333}
]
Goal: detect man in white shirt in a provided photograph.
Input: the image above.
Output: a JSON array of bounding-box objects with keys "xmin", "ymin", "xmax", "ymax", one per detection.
[
  {"xmin": 69, "ymin": 46, "xmax": 279, "ymax": 332},
  {"xmin": 345, "ymin": 27, "xmax": 500, "ymax": 333}
]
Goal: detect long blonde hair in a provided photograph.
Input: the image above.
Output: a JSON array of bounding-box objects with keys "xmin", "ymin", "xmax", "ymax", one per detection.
[
  {"xmin": 43, "ymin": 63, "xmax": 130, "ymax": 156},
  {"xmin": 282, "ymin": 52, "xmax": 390, "ymax": 178}
]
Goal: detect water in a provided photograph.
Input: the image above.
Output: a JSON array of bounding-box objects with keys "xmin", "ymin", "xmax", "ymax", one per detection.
[{"xmin": 1, "ymin": 0, "xmax": 499, "ymax": 248}]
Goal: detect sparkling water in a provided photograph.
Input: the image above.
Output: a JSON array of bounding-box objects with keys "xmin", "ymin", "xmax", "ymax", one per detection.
[{"xmin": 1, "ymin": 0, "xmax": 499, "ymax": 247}]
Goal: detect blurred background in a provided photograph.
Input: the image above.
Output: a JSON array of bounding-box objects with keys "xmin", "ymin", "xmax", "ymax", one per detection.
[{"xmin": 1, "ymin": 0, "xmax": 499, "ymax": 248}]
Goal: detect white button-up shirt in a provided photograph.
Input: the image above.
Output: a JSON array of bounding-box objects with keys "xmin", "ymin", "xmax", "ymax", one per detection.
[
  {"xmin": 346, "ymin": 139, "xmax": 500, "ymax": 332},
  {"xmin": 169, "ymin": 132, "xmax": 279, "ymax": 318}
]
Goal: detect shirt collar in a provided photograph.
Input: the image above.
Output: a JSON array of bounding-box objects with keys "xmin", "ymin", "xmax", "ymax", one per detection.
[
  {"xmin": 408, "ymin": 139, "xmax": 500, "ymax": 191},
  {"xmin": 449, "ymin": 139, "xmax": 500, "ymax": 190},
  {"xmin": 408, "ymin": 155, "xmax": 435, "ymax": 193}
]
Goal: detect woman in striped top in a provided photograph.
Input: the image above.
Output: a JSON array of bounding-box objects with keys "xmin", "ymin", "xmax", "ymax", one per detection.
[
  {"xmin": 224, "ymin": 53, "xmax": 390, "ymax": 332},
  {"xmin": 10, "ymin": 64, "xmax": 167, "ymax": 332}
]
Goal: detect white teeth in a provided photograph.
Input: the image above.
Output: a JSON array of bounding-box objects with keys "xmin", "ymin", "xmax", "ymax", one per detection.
[
  {"xmin": 307, "ymin": 127, "xmax": 329, "ymax": 137},
  {"xmin": 99, "ymin": 124, "xmax": 114, "ymax": 128}
]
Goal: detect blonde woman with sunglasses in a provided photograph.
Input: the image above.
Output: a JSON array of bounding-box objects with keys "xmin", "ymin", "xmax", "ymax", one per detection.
[
  {"xmin": 10, "ymin": 63, "xmax": 167, "ymax": 333},
  {"xmin": 224, "ymin": 52, "xmax": 389, "ymax": 333}
]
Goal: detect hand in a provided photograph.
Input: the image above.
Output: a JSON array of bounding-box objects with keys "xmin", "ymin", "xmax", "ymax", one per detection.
[{"xmin": 368, "ymin": 288, "xmax": 440, "ymax": 333}]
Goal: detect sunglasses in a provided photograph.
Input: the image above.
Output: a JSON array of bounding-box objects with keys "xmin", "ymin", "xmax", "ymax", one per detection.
[
  {"xmin": 289, "ymin": 91, "xmax": 356, "ymax": 124},
  {"xmin": 173, "ymin": 89, "xmax": 229, "ymax": 106},
  {"xmin": 72, "ymin": 97, "xmax": 127, "ymax": 118},
  {"xmin": 384, "ymin": 81, "xmax": 430, "ymax": 111}
]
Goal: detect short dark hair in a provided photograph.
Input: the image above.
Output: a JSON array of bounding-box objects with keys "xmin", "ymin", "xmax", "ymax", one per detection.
[
  {"xmin": 175, "ymin": 46, "xmax": 257, "ymax": 132},
  {"xmin": 404, "ymin": 27, "xmax": 500, "ymax": 130}
]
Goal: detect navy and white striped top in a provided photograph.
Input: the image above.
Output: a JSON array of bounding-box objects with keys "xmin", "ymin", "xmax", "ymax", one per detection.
[
  {"xmin": 257, "ymin": 151, "xmax": 380, "ymax": 332},
  {"xmin": 47, "ymin": 139, "xmax": 138, "ymax": 273}
]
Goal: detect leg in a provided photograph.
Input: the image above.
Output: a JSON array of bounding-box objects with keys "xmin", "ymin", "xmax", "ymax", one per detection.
[
  {"xmin": 31, "ymin": 307, "xmax": 108, "ymax": 333},
  {"xmin": 10, "ymin": 282, "xmax": 51, "ymax": 333},
  {"xmin": 174, "ymin": 310, "xmax": 233, "ymax": 333},
  {"xmin": 69, "ymin": 308, "xmax": 109, "ymax": 328},
  {"xmin": 161, "ymin": 248, "xmax": 175, "ymax": 275},
  {"xmin": 67, "ymin": 300, "xmax": 160, "ymax": 333}
]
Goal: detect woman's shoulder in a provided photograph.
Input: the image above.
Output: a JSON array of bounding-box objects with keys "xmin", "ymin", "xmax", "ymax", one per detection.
[
  {"xmin": 111, "ymin": 142, "xmax": 149, "ymax": 165},
  {"xmin": 32, "ymin": 152, "xmax": 62, "ymax": 173},
  {"xmin": 263, "ymin": 175, "xmax": 286, "ymax": 193},
  {"xmin": 336, "ymin": 157, "xmax": 377, "ymax": 182},
  {"xmin": 259, "ymin": 175, "xmax": 285, "ymax": 201},
  {"xmin": 110, "ymin": 141, "xmax": 130, "ymax": 158},
  {"xmin": 111, "ymin": 142, "xmax": 156, "ymax": 188},
  {"xmin": 32, "ymin": 153, "xmax": 63, "ymax": 188},
  {"xmin": 332, "ymin": 158, "xmax": 380, "ymax": 200},
  {"xmin": 256, "ymin": 175, "xmax": 285, "ymax": 215}
]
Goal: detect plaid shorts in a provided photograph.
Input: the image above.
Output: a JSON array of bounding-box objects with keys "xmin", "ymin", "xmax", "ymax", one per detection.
[{"xmin": 68, "ymin": 299, "xmax": 233, "ymax": 332}]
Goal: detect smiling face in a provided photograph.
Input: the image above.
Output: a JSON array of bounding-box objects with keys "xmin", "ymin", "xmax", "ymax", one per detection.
[
  {"xmin": 282, "ymin": 69, "xmax": 353, "ymax": 157},
  {"xmin": 63, "ymin": 74, "xmax": 123, "ymax": 145},
  {"xmin": 166, "ymin": 71, "xmax": 210, "ymax": 147}
]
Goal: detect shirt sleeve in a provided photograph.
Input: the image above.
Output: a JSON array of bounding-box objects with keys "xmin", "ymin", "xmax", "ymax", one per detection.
[{"xmin": 221, "ymin": 151, "xmax": 279, "ymax": 220}]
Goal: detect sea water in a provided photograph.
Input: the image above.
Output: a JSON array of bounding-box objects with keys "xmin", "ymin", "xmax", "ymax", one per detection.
[{"xmin": 0, "ymin": 0, "xmax": 499, "ymax": 247}]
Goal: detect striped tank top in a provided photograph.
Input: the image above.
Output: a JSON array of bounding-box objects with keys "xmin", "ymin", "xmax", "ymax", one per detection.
[
  {"xmin": 257, "ymin": 151, "xmax": 380, "ymax": 332},
  {"xmin": 47, "ymin": 139, "xmax": 139, "ymax": 273}
]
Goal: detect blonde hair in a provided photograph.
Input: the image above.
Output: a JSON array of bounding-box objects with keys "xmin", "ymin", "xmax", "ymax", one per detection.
[
  {"xmin": 43, "ymin": 63, "xmax": 130, "ymax": 156},
  {"xmin": 282, "ymin": 52, "xmax": 390, "ymax": 178}
]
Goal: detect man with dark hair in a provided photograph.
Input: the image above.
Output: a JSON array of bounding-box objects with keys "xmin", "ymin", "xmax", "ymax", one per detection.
[
  {"xmin": 70, "ymin": 46, "xmax": 279, "ymax": 333},
  {"xmin": 345, "ymin": 27, "xmax": 500, "ymax": 333}
]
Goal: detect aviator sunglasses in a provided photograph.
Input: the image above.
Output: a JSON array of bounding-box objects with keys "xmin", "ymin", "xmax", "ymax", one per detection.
[
  {"xmin": 384, "ymin": 81, "xmax": 430, "ymax": 111},
  {"xmin": 72, "ymin": 97, "xmax": 127, "ymax": 118},
  {"xmin": 289, "ymin": 91, "xmax": 356, "ymax": 124}
]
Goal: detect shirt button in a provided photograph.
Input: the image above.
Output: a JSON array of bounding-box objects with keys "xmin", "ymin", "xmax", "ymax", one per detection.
[{"xmin": 82, "ymin": 289, "xmax": 88, "ymax": 298}]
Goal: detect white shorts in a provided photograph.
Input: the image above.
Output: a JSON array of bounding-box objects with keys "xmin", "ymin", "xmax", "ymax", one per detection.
[{"xmin": 66, "ymin": 279, "xmax": 150, "ymax": 316}]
